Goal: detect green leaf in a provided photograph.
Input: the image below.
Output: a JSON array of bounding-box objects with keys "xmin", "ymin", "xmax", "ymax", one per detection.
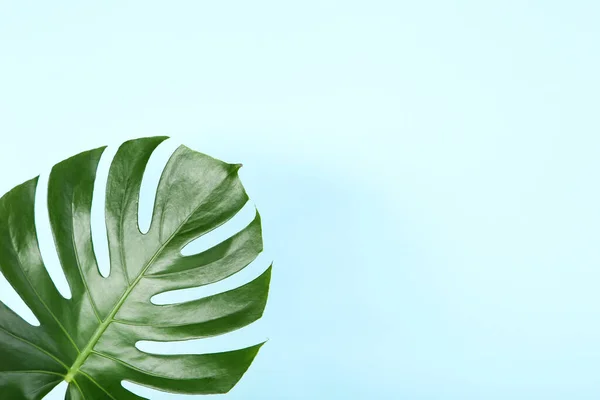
[{"xmin": 0, "ymin": 137, "xmax": 271, "ymax": 399}]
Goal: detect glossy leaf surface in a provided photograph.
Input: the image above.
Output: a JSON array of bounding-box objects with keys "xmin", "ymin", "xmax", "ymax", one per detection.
[{"xmin": 0, "ymin": 137, "xmax": 270, "ymax": 399}]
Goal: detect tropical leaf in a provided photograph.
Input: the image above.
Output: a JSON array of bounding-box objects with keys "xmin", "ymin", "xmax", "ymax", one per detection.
[{"xmin": 0, "ymin": 136, "xmax": 271, "ymax": 399}]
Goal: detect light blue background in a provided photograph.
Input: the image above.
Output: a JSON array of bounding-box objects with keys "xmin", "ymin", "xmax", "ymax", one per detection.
[{"xmin": 1, "ymin": 1, "xmax": 600, "ymax": 399}]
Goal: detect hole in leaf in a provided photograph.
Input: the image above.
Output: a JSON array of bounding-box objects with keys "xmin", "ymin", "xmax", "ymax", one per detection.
[
  {"xmin": 136, "ymin": 321, "xmax": 267, "ymax": 355},
  {"xmin": 41, "ymin": 380, "xmax": 67, "ymax": 400},
  {"xmin": 151, "ymin": 254, "xmax": 269, "ymax": 305},
  {"xmin": 122, "ymin": 381, "xmax": 204, "ymax": 399},
  {"xmin": 138, "ymin": 138, "xmax": 181, "ymax": 234},
  {"xmin": 90, "ymin": 144, "xmax": 119, "ymax": 278},
  {"xmin": 34, "ymin": 172, "xmax": 72, "ymax": 300},
  {"xmin": 0, "ymin": 270, "xmax": 40, "ymax": 326},
  {"xmin": 181, "ymin": 201, "xmax": 257, "ymax": 256}
]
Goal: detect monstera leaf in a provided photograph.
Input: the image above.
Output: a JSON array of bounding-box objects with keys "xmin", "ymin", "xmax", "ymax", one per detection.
[{"xmin": 0, "ymin": 137, "xmax": 271, "ymax": 399}]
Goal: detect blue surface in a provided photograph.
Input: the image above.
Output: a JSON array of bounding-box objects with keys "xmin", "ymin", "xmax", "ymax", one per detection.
[{"xmin": 1, "ymin": 1, "xmax": 600, "ymax": 399}]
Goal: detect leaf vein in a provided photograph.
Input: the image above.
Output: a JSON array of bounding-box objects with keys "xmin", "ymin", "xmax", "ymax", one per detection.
[{"xmin": 0, "ymin": 325, "xmax": 69, "ymax": 370}]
